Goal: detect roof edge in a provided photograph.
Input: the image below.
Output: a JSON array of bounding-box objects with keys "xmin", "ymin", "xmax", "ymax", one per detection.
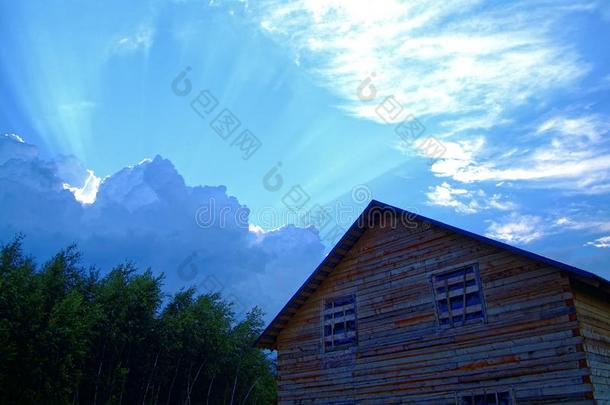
[{"xmin": 255, "ymin": 200, "xmax": 609, "ymax": 349}]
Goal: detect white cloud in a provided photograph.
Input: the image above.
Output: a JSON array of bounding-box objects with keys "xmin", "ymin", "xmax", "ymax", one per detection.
[
  {"xmin": 1, "ymin": 134, "xmax": 38, "ymax": 163},
  {"xmin": 248, "ymin": 223, "xmax": 265, "ymax": 233},
  {"xmin": 247, "ymin": 1, "xmax": 610, "ymax": 198},
  {"xmin": 425, "ymin": 137, "xmax": 485, "ymax": 179},
  {"xmin": 426, "ymin": 182, "xmax": 477, "ymax": 213},
  {"xmin": 586, "ymin": 236, "xmax": 610, "ymax": 248},
  {"xmin": 429, "ymin": 114, "xmax": 610, "ymax": 193},
  {"xmin": 0, "ymin": 137, "xmax": 324, "ymax": 322},
  {"xmin": 250, "ymin": 0, "xmax": 589, "ymax": 125},
  {"xmin": 552, "ymin": 216, "xmax": 610, "ymax": 233},
  {"xmin": 485, "ymin": 213, "xmax": 545, "ymax": 244},
  {"xmin": 4, "ymin": 133, "xmax": 25, "ymax": 143},
  {"xmin": 537, "ymin": 115, "xmax": 609, "ymax": 142},
  {"xmin": 63, "ymin": 169, "xmax": 101, "ymax": 205},
  {"xmin": 114, "ymin": 27, "xmax": 154, "ymax": 52},
  {"xmin": 426, "ymin": 181, "xmax": 514, "ymax": 214}
]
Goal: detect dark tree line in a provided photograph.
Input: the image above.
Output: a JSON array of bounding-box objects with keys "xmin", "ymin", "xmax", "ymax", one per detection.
[{"xmin": 0, "ymin": 238, "xmax": 276, "ymax": 404}]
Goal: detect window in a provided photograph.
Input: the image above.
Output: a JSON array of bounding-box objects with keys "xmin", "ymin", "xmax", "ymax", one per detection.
[
  {"xmin": 432, "ymin": 265, "xmax": 484, "ymax": 328},
  {"xmin": 323, "ymin": 295, "xmax": 357, "ymax": 351},
  {"xmin": 460, "ymin": 391, "xmax": 512, "ymax": 405}
]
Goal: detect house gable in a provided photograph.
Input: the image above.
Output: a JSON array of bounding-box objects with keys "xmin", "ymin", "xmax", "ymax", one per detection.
[
  {"xmin": 271, "ymin": 206, "xmax": 600, "ymax": 402},
  {"xmin": 256, "ymin": 200, "xmax": 610, "ymax": 350}
]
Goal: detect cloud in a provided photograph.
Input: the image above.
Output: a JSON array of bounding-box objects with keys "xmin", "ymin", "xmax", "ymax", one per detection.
[
  {"xmin": 424, "ymin": 137, "xmax": 485, "ymax": 179},
  {"xmin": 244, "ymin": 0, "xmax": 610, "ymax": 201},
  {"xmin": 0, "ymin": 135, "xmax": 324, "ymax": 320},
  {"xmin": 586, "ymin": 236, "xmax": 610, "ymax": 248},
  {"xmin": 62, "ymin": 170, "xmax": 101, "ymax": 204},
  {"xmin": 483, "ymin": 208, "xmax": 610, "ymax": 246},
  {"xmin": 485, "ymin": 213, "xmax": 545, "ymax": 244},
  {"xmin": 426, "ymin": 181, "xmax": 514, "ymax": 214},
  {"xmin": 114, "ymin": 27, "xmax": 154, "ymax": 52},
  {"xmin": 4, "ymin": 133, "xmax": 25, "ymax": 143},
  {"xmin": 552, "ymin": 215, "xmax": 610, "ymax": 233},
  {"xmin": 429, "ymin": 114, "xmax": 610, "ymax": 193},
  {"xmin": 248, "ymin": 0, "xmax": 589, "ymax": 125},
  {"xmin": 537, "ymin": 115, "xmax": 608, "ymax": 143},
  {"xmin": 1, "ymin": 133, "xmax": 38, "ymax": 163}
]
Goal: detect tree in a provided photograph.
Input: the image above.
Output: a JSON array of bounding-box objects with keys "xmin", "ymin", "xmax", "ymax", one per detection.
[{"xmin": 0, "ymin": 237, "xmax": 276, "ymax": 404}]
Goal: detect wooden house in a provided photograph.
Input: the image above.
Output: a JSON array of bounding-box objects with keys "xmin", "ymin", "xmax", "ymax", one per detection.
[{"xmin": 255, "ymin": 201, "xmax": 610, "ymax": 404}]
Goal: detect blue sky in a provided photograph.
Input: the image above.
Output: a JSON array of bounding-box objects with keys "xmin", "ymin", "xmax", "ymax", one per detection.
[{"xmin": 1, "ymin": 0, "xmax": 610, "ymax": 316}]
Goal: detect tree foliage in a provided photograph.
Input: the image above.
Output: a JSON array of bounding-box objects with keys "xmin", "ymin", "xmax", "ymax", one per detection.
[{"xmin": 0, "ymin": 238, "xmax": 276, "ymax": 404}]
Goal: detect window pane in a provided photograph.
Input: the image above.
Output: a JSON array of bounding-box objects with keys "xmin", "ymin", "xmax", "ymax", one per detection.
[
  {"xmin": 333, "ymin": 296, "xmax": 354, "ymax": 306},
  {"xmin": 334, "ymin": 335, "xmax": 355, "ymax": 346},
  {"xmin": 324, "ymin": 295, "xmax": 357, "ymax": 351},
  {"xmin": 346, "ymin": 320, "xmax": 356, "ymax": 332},
  {"xmin": 460, "ymin": 391, "xmax": 511, "ymax": 405},
  {"xmin": 433, "ymin": 265, "xmax": 484, "ymax": 328},
  {"xmin": 466, "ymin": 293, "xmax": 481, "ymax": 306},
  {"xmin": 465, "ymin": 311, "xmax": 483, "ymax": 321},
  {"xmin": 450, "ymin": 296, "xmax": 464, "ymax": 310},
  {"xmin": 498, "ymin": 392, "xmax": 511, "ymax": 405}
]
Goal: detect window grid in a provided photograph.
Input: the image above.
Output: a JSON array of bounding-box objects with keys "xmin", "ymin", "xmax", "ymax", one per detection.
[
  {"xmin": 459, "ymin": 390, "xmax": 513, "ymax": 405},
  {"xmin": 323, "ymin": 295, "xmax": 357, "ymax": 351},
  {"xmin": 433, "ymin": 265, "xmax": 484, "ymax": 328}
]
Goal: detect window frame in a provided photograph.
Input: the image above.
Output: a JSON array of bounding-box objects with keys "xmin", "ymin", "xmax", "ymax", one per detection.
[
  {"xmin": 431, "ymin": 263, "xmax": 487, "ymax": 329},
  {"xmin": 321, "ymin": 294, "xmax": 358, "ymax": 353},
  {"xmin": 457, "ymin": 390, "xmax": 514, "ymax": 405}
]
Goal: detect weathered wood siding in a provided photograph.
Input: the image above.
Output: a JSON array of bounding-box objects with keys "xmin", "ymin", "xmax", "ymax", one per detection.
[
  {"xmin": 573, "ymin": 280, "xmax": 610, "ymax": 403},
  {"xmin": 277, "ymin": 221, "xmax": 594, "ymax": 404}
]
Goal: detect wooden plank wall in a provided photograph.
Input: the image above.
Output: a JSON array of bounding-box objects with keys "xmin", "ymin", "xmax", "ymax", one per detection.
[
  {"xmin": 573, "ymin": 279, "xmax": 610, "ymax": 403},
  {"xmin": 276, "ymin": 221, "xmax": 595, "ymax": 404}
]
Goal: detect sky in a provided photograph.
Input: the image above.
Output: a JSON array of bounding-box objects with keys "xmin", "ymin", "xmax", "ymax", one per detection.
[{"xmin": 1, "ymin": 0, "xmax": 610, "ymax": 319}]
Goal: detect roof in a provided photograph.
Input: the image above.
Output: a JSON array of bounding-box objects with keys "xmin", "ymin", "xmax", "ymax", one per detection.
[{"xmin": 255, "ymin": 200, "xmax": 610, "ymax": 349}]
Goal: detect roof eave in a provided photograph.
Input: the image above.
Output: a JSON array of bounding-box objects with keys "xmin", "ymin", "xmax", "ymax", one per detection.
[{"xmin": 254, "ymin": 199, "xmax": 610, "ymax": 350}]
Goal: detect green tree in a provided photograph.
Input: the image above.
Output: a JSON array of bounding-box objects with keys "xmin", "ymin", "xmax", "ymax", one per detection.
[{"xmin": 0, "ymin": 238, "xmax": 276, "ymax": 404}]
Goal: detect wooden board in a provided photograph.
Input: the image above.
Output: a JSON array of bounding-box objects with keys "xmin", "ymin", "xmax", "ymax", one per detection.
[
  {"xmin": 275, "ymin": 220, "xmax": 596, "ymax": 404},
  {"xmin": 573, "ymin": 279, "xmax": 610, "ymax": 402}
]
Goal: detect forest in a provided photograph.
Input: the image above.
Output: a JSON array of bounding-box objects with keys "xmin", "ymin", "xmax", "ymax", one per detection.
[{"xmin": 0, "ymin": 237, "xmax": 276, "ymax": 404}]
